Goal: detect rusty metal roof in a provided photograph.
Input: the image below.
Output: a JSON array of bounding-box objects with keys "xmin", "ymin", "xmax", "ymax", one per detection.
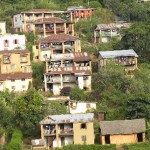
[
  {"xmin": 95, "ymin": 23, "xmax": 131, "ymax": 30},
  {"xmin": 40, "ymin": 113, "xmax": 94, "ymax": 124},
  {"xmin": 99, "ymin": 49, "xmax": 138, "ymax": 58}
]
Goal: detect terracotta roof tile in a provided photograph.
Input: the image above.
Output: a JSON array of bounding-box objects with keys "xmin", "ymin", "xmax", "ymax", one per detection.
[
  {"xmin": 0, "ymin": 73, "xmax": 32, "ymax": 81},
  {"xmin": 40, "ymin": 34, "xmax": 78, "ymax": 43},
  {"xmin": 35, "ymin": 17, "xmax": 66, "ymax": 24}
]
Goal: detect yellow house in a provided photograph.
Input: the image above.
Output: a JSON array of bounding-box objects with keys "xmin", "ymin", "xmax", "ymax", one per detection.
[
  {"xmin": 0, "ymin": 50, "xmax": 32, "ymax": 74},
  {"xmin": 40, "ymin": 113, "xmax": 94, "ymax": 148},
  {"xmin": 0, "ymin": 72, "xmax": 32, "ymax": 92},
  {"xmin": 100, "ymin": 119, "xmax": 146, "ymax": 145}
]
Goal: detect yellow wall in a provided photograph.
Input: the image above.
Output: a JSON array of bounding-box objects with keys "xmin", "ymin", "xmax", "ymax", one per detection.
[
  {"xmin": 0, "ymin": 51, "xmax": 31, "ymax": 73},
  {"xmin": 73, "ymin": 122, "xmax": 94, "ymax": 145},
  {"xmin": 101, "ymin": 133, "xmax": 145, "ymax": 145}
]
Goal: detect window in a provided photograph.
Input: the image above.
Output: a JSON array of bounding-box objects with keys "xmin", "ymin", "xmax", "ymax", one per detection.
[
  {"xmin": 36, "ymin": 45, "xmax": 39, "ymax": 49},
  {"xmin": 22, "ymin": 85, "xmax": 26, "ymax": 88},
  {"xmin": 11, "ymin": 64, "xmax": 16, "ymax": 70},
  {"xmin": 4, "ymin": 40, "xmax": 9, "ymax": 47},
  {"xmin": 11, "ymin": 86, "xmax": 15, "ymax": 90},
  {"xmin": 20, "ymin": 56, "xmax": 27, "ymax": 63},
  {"xmin": 3, "ymin": 55, "xmax": 10, "ymax": 64},
  {"xmin": 81, "ymin": 135, "xmax": 86, "ymax": 142},
  {"xmin": 11, "ymin": 80, "xmax": 15, "ymax": 82},
  {"xmin": 81, "ymin": 123, "xmax": 86, "ymax": 129},
  {"xmin": 43, "ymin": 54, "xmax": 47, "ymax": 58},
  {"xmin": 14, "ymin": 39, "xmax": 19, "ymax": 44},
  {"xmin": 21, "ymin": 79, "xmax": 25, "ymax": 81}
]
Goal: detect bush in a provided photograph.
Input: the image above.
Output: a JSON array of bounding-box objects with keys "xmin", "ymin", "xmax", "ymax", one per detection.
[
  {"xmin": 123, "ymin": 142, "xmax": 150, "ymax": 150},
  {"xmin": 7, "ymin": 129, "xmax": 23, "ymax": 150},
  {"xmin": 55, "ymin": 144, "xmax": 116, "ymax": 150}
]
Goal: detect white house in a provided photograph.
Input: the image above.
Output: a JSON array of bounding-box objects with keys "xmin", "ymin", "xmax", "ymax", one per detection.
[
  {"xmin": 0, "ymin": 34, "xmax": 26, "ymax": 50},
  {"xmin": 69, "ymin": 101, "xmax": 96, "ymax": 114}
]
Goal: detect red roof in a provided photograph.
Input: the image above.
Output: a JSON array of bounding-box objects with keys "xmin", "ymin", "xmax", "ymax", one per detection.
[
  {"xmin": 40, "ymin": 34, "xmax": 78, "ymax": 43},
  {"xmin": 0, "ymin": 50, "xmax": 30, "ymax": 54},
  {"xmin": 35, "ymin": 17, "xmax": 67, "ymax": 24},
  {"xmin": 0, "ymin": 73, "xmax": 32, "ymax": 81}
]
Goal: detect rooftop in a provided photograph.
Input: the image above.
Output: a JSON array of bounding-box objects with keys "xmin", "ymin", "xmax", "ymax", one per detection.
[
  {"xmin": 95, "ymin": 23, "xmax": 130, "ymax": 30},
  {"xmin": 100, "ymin": 119, "xmax": 146, "ymax": 135},
  {"xmin": 0, "ymin": 73, "xmax": 32, "ymax": 81},
  {"xmin": 40, "ymin": 113, "xmax": 94, "ymax": 124},
  {"xmin": 99, "ymin": 49, "xmax": 138, "ymax": 58},
  {"xmin": 40, "ymin": 34, "xmax": 78, "ymax": 43}
]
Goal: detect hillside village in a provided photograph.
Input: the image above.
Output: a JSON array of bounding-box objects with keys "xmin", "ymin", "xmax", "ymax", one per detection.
[{"xmin": 0, "ymin": 0, "xmax": 150, "ymax": 150}]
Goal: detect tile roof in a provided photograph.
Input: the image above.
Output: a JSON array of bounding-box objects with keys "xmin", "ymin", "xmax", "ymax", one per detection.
[
  {"xmin": 0, "ymin": 73, "xmax": 32, "ymax": 81},
  {"xmin": 40, "ymin": 34, "xmax": 78, "ymax": 43},
  {"xmin": 95, "ymin": 23, "xmax": 131, "ymax": 30},
  {"xmin": 0, "ymin": 50, "xmax": 30, "ymax": 54},
  {"xmin": 34, "ymin": 17, "xmax": 67, "ymax": 24},
  {"xmin": 22, "ymin": 9, "xmax": 66, "ymax": 14},
  {"xmin": 99, "ymin": 49, "xmax": 138, "ymax": 58},
  {"xmin": 40, "ymin": 113, "xmax": 94, "ymax": 124},
  {"xmin": 100, "ymin": 119, "xmax": 146, "ymax": 135}
]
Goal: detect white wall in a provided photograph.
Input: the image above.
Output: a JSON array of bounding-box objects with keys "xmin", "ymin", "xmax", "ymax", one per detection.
[
  {"xmin": 53, "ymin": 137, "xmax": 61, "ymax": 148},
  {"xmin": 65, "ymin": 137, "xmax": 73, "ymax": 145},
  {"xmin": 13, "ymin": 14, "xmax": 23, "ymax": 28},
  {"xmin": 69, "ymin": 102, "xmax": 96, "ymax": 114},
  {"xmin": 53, "ymin": 83, "xmax": 62, "ymax": 95},
  {"xmin": 1, "ymin": 78, "xmax": 32, "ymax": 92},
  {"xmin": 0, "ymin": 22, "xmax": 6, "ymax": 35},
  {"xmin": 0, "ymin": 34, "xmax": 26, "ymax": 50}
]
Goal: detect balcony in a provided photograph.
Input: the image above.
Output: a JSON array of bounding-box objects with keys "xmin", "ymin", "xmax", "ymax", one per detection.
[
  {"xmin": 20, "ymin": 58, "xmax": 28, "ymax": 63},
  {"xmin": 101, "ymin": 32, "xmax": 111, "ymax": 36},
  {"xmin": 53, "ymin": 45, "xmax": 62, "ymax": 50},
  {"xmin": 44, "ymin": 129, "xmax": 56, "ymax": 136},
  {"xmin": 63, "ymin": 76, "xmax": 76, "ymax": 82},
  {"xmin": 59, "ymin": 128, "xmax": 73, "ymax": 135},
  {"xmin": 64, "ymin": 45, "xmax": 74, "ymax": 50}
]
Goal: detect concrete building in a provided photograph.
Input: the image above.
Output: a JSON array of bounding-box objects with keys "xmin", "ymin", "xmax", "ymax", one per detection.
[
  {"xmin": 94, "ymin": 23, "xmax": 130, "ymax": 43},
  {"xmin": 67, "ymin": 6, "xmax": 95, "ymax": 22},
  {"xmin": 12, "ymin": 9, "xmax": 72, "ymax": 32},
  {"xmin": 0, "ymin": 34, "xmax": 26, "ymax": 50},
  {"xmin": 33, "ymin": 34, "xmax": 81, "ymax": 62},
  {"xmin": 33, "ymin": 17, "xmax": 74, "ymax": 37},
  {"xmin": 0, "ymin": 22, "xmax": 6, "ymax": 35},
  {"xmin": 98, "ymin": 49, "xmax": 138, "ymax": 73},
  {"xmin": 40, "ymin": 113, "xmax": 94, "ymax": 148},
  {"xmin": 0, "ymin": 72, "xmax": 32, "ymax": 92},
  {"xmin": 44, "ymin": 52, "xmax": 92, "ymax": 95},
  {"xmin": 69, "ymin": 101, "xmax": 96, "ymax": 114},
  {"xmin": 0, "ymin": 50, "xmax": 32, "ymax": 74},
  {"xmin": 100, "ymin": 119, "xmax": 146, "ymax": 145}
]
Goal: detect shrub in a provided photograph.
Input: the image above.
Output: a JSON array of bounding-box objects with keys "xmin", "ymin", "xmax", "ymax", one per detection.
[{"xmin": 7, "ymin": 129, "xmax": 23, "ymax": 150}]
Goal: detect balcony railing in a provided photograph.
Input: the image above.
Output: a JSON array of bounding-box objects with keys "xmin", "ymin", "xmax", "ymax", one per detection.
[
  {"xmin": 3, "ymin": 59, "xmax": 10, "ymax": 64},
  {"xmin": 59, "ymin": 129, "xmax": 73, "ymax": 135}
]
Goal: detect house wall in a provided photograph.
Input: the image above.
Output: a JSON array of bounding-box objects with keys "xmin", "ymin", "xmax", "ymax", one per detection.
[
  {"xmin": 69, "ymin": 102, "xmax": 96, "ymax": 114},
  {"xmin": 73, "ymin": 122, "xmax": 94, "ymax": 144},
  {"xmin": 0, "ymin": 34, "xmax": 25, "ymax": 50},
  {"xmin": 13, "ymin": 14, "xmax": 23, "ymax": 29},
  {"xmin": 101, "ymin": 133, "xmax": 145, "ymax": 145},
  {"xmin": 0, "ymin": 51, "xmax": 31, "ymax": 74},
  {"xmin": 1, "ymin": 78, "xmax": 32, "ymax": 92},
  {"xmin": 65, "ymin": 136, "xmax": 73, "ymax": 145},
  {"xmin": 0, "ymin": 22, "xmax": 6, "ymax": 35}
]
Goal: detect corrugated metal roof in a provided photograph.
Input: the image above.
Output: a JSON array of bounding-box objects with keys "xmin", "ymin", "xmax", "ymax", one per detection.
[
  {"xmin": 40, "ymin": 113, "xmax": 94, "ymax": 124},
  {"xmin": 99, "ymin": 49, "xmax": 138, "ymax": 58},
  {"xmin": 100, "ymin": 119, "xmax": 146, "ymax": 135}
]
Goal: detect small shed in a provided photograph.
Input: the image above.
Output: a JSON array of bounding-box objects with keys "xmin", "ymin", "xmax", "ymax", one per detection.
[{"xmin": 100, "ymin": 119, "xmax": 146, "ymax": 145}]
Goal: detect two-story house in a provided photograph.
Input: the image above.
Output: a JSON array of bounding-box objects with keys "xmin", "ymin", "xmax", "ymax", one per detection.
[
  {"xmin": 33, "ymin": 17, "xmax": 74, "ymax": 37},
  {"xmin": 94, "ymin": 23, "xmax": 130, "ymax": 43},
  {"xmin": 12, "ymin": 9, "xmax": 72, "ymax": 32},
  {"xmin": 98, "ymin": 49, "xmax": 138, "ymax": 73},
  {"xmin": 67, "ymin": 6, "xmax": 95, "ymax": 22},
  {"xmin": 44, "ymin": 52, "xmax": 92, "ymax": 95},
  {"xmin": 0, "ymin": 34, "xmax": 26, "ymax": 50},
  {"xmin": 40, "ymin": 113, "xmax": 94, "ymax": 148},
  {"xmin": 0, "ymin": 50, "xmax": 32, "ymax": 92},
  {"xmin": 33, "ymin": 34, "xmax": 81, "ymax": 62}
]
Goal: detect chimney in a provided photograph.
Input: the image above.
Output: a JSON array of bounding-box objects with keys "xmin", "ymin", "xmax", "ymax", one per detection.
[{"xmin": 98, "ymin": 111, "xmax": 106, "ymax": 121}]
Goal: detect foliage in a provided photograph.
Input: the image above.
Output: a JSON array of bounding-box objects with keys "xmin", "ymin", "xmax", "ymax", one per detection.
[
  {"xmin": 46, "ymin": 101, "xmax": 67, "ymax": 115},
  {"xmin": 7, "ymin": 129, "xmax": 23, "ymax": 150},
  {"xmin": 123, "ymin": 142, "xmax": 150, "ymax": 150},
  {"xmin": 14, "ymin": 89, "xmax": 47, "ymax": 136},
  {"xmin": 125, "ymin": 94, "xmax": 150, "ymax": 120},
  {"xmin": 56, "ymin": 144, "xmax": 116, "ymax": 150},
  {"xmin": 32, "ymin": 62, "xmax": 45, "ymax": 90},
  {"xmin": 60, "ymin": 87, "xmax": 72, "ymax": 96},
  {"xmin": 69, "ymin": 86, "xmax": 87, "ymax": 101}
]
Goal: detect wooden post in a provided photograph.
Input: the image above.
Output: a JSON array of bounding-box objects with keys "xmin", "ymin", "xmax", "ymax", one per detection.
[
  {"xmin": 54, "ymin": 23, "xmax": 56, "ymax": 34},
  {"xmin": 55, "ymin": 124, "xmax": 59, "ymax": 147},
  {"xmin": 43, "ymin": 24, "xmax": 46, "ymax": 37},
  {"xmin": 62, "ymin": 42, "xmax": 65, "ymax": 53},
  {"xmin": 41, "ymin": 125, "xmax": 44, "ymax": 139},
  {"xmin": 64, "ymin": 23, "xmax": 67, "ymax": 34}
]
